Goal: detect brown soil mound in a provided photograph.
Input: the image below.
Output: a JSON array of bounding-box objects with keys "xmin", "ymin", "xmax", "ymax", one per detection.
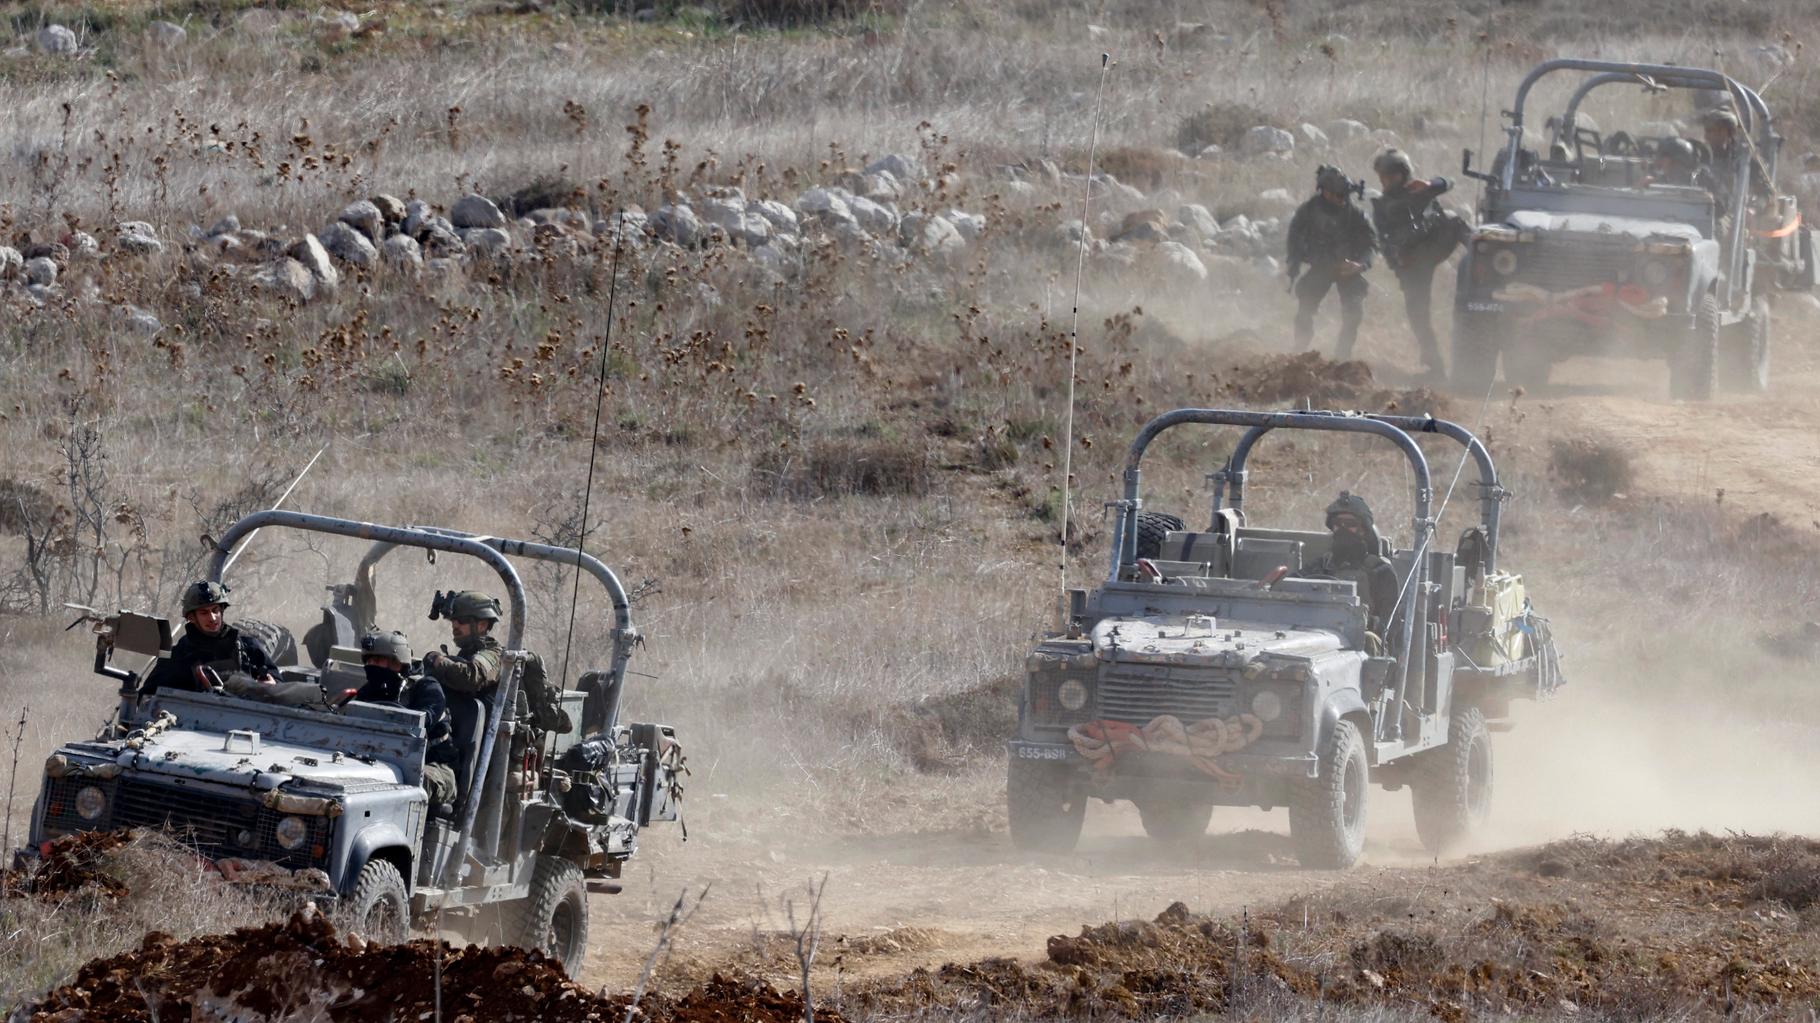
[
  {"xmin": 1224, "ymin": 351, "xmax": 1449, "ymax": 414},
  {"xmin": 21, "ymin": 907, "xmax": 841, "ymax": 1023},
  {"xmin": 2, "ymin": 831, "xmax": 133, "ymax": 900}
]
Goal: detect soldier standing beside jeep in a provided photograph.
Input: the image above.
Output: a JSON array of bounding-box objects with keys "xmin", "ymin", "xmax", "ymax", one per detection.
[
  {"xmin": 357, "ymin": 630, "xmax": 459, "ymax": 810},
  {"xmin": 1371, "ymin": 149, "xmax": 1463, "ymax": 378},
  {"xmin": 1287, "ymin": 165, "xmax": 1377, "ymax": 359},
  {"xmin": 141, "ymin": 581, "xmax": 279, "ymax": 695}
]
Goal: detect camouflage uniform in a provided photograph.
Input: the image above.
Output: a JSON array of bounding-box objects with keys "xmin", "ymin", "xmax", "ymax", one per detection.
[
  {"xmin": 1371, "ymin": 150, "xmax": 1462, "ymax": 374},
  {"xmin": 1307, "ymin": 492, "xmax": 1400, "ymax": 636},
  {"xmin": 357, "ymin": 630, "xmax": 458, "ymax": 808},
  {"xmin": 141, "ymin": 581, "xmax": 280, "ymax": 696},
  {"xmin": 1286, "ymin": 168, "xmax": 1377, "ymax": 358}
]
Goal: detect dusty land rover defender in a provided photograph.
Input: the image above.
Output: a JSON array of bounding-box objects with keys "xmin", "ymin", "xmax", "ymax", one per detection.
[
  {"xmin": 1007, "ymin": 410, "xmax": 1564, "ymax": 868},
  {"xmin": 20, "ymin": 511, "xmax": 683, "ymax": 974},
  {"xmin": 1455, "ymin": 59, "xmax": 1816, "ymax": 398}
]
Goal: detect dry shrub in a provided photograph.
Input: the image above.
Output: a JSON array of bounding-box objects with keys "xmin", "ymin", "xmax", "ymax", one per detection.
[
  {"xmin": 1092, "ymin": 146, "xmax": 1192, "ymax": 192},
  {"xmin": 0, "ymin": 477, "xmax": 55, "ymax": 534},
  {"xmin": 500, "ymin": 173, "xmax": 585, "ymax": 218},
  {"xmin": 1549, "ymin": 437, "xmax": 1634, "ymax": 504},
  {"xmin": 753, "ymin": 437, "xmax": 930, "ymax": 499},
  {"xmin": 1176, "ymin": 99, "xmax": 1273, "ymax": 154},
  {"xmin": 714, "ymin": 0, "xmax": 900, "ymax": 27}
]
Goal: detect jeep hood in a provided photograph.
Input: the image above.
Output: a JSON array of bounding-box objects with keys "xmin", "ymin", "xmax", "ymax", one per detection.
[
  {"xmin": 1504, "ymin": 209, "xmax": 1701, "ymax": 243},
  {"xmin": 1091, "ymin": 615, "xmax": 1344, "ymax": 668},
  {"xmin": 66, "ymin": 729, "xmax": 403, "ymax": 791}
]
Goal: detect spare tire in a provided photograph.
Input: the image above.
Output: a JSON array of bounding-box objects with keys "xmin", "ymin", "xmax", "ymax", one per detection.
[
  {"xmin": 233, "ymin": 618, "xmax": 299, "ymax": 667},
  {"xmin": 1133, "ymin": 511, "xmax": 1186, "ymax": 561}
]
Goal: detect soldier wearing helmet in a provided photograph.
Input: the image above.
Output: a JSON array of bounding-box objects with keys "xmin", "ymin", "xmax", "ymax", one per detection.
[
  {"xmin": 423, "ymin": 589, "xmax": 571, "ymax": 735},
  {"xmin": 1649, "ymin": 137, "xmax": 1702, "ymax": 186},
  {"xmin": 140, "ymin": 580, "xmax": 279, "ymax": 695},
  {"xmin": 1370, "ymin": 148, "xmax": 1464, "ymax": 378},
  {"xmin": 1307, "ymin": 492, "xmax": 1400, "ymax": 636},
  {"xmin": 1286, "ymin": 164, "xmax": 1377, "ymax": 359},
  {"xmin": 1701, "ymin": 107, "xmax": 1768, "ymax": 210},
  {"xmin": 354, "ymin": 630, "xmax": 459, "ymax": 810}
]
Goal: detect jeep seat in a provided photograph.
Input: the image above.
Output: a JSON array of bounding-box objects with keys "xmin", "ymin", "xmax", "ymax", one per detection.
[{"xmin": 446, "ymin": 692, "xmax": 489, "ymax": 804}]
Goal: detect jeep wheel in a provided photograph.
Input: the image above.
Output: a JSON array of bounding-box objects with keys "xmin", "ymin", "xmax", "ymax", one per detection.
[
  {"xmin": 1719, "ymin": 298, "xmax": 1770, "ymax": 393},
  {"xmin": 1133, "ymin": 511, "xmax": 1185, "ymax": 561},
  {"xmin": 1137, "ymin": 799, "xmax": 1212, "ymax": 843},
  {"xmin": 1007, "ymin": 757, "xmax": 1085, "ymax": 853},
  {"xmin": 1450, "ymin": 314, "xmax": 1501, "ymax": 395},
  {"xmin": 1289, "ymin": 719, "xmax": 1368, "ymax": 869},
  {"xmin": 346, "ymin": 858, "xmax": 410, "ymax": 944},
  {"xmin": 509, "ymin": 855, "xmax": 590, "ymax": 976},
  {"xmin": 1410, "ymin": 706, "xmax": 1493, "ymax": 857},
  {"xmin": 1669, "ymin": 292, "xmax": 1719, "ymax": 400}
]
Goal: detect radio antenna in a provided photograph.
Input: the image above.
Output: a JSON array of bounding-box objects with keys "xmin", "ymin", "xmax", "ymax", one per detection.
[{"xmin": 1058, "ymin": 52, "xmax": 1113, "ymax": 615}]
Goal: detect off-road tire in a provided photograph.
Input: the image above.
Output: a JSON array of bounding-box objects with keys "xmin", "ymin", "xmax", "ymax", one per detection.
[
  {"xmin": 1289, "ymin": 719, "xmax": 1369, "ymax": 869},
  {"xmin": 1133, "ymin": 511, "xmax": 1185, "ymax": 561},
  {"xmin": 1669, "ymin": 292, "xmax": 1719, "ymax": 401},
  {"xmin": 1007, "ymin": 757, "xmax": 1086, "ymax": 853},
  {"xmin": 509, "ymin": 855, "xmax": 590, "ymax": 977},
  {"xmin": 1719, "ymin": 298, "xmax": 1771, "ymax": 393},
  {"xmin": 1450, "ymin": 313, "xmax": 1501, "ymax": 395},
  {"xmin": 345, "ymin": 858, "xmax": 410, "ymax": 944},
  {"xmin": 1136, "ymin": 799, "xmax": 1213, "ymax": 843},
  {"xmin": 1410, "ymin": 706, "xmax": 1494, "ymax": 857},
  {"xmin": 234, "ymin": 618, "xmax": 299, "ymax": 667}
]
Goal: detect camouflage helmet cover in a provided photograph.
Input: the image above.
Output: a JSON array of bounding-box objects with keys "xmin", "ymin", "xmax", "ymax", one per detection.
[
  {"xmin": 360, "ymin": 629, "xmax": 413, "ymax": 663},
  {"xmin": 1315, "ymin": 164, "xmax": 1352, "ymax": 194},
  {"xmin": 1325, "ymin": 491, "xmax": 1376, "ymax": 529},
  {"xmin": 1656, "ymin": 136, "xmax": 1698, "ymax": 168},
  {"xmin": 430, "ymin": 589, "xmax": 501, "ymax": 622},
  {"xmin": 1703, "ymin": 107, "xmax": 1740, "ymax": 131},
  {"xmin": 181, "ymin": 580, "xmax": 232, "ymax": 614},
  {"xmin": 1372, "ymin": 148, "xmax": 1414, "ymax": 179}
]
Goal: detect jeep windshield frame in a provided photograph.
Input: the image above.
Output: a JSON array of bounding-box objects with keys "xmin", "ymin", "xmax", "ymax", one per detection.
[{"xmin": 1496, "ymin": 59, "xmax": 1777, "ymax": 310}]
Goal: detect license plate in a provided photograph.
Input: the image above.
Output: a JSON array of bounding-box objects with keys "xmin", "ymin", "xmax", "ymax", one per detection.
[
  {"xmin": 1466, "ymin": 301, "xmax": 1504, "ymax": 313},
  {"xmin": 1013, "ymin": 745, "xmax": 1071, "ymax": 761}
]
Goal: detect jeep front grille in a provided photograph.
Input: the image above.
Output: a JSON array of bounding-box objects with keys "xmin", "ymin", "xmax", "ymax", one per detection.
[
  {"xmin": 1096, "ymin": 665, "xmax": 1237, "ymax": 724},
  {"xmin": 1509, "ymin": 240, "xmax": 1635, "ymax": 291},
  {"xmin": 42, "ymin": 776, "xmax": 329, "ymax": 869}
]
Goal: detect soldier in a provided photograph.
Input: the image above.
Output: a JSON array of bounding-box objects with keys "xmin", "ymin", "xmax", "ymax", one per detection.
[
  {"xmin": 1307, "ymin": 492, "xmax": 1400, "ymax": 636},
  {"xmin": 1647, "ymin": 137, "xmax": 1703, "ymax": 187},
  {"xmin": 421, "ymin": 590, "xmax": 571, "ymax": 734},
  {"xmin": 1286, "ymin": 165, "xmax": 1377, "ymax": 359},
  {"xmin": 355, "ymin": 630, "xmax": 459, "ymax": 811},
  {"xmin": 141, "ymin": 581, "xmax": 279, "ymax": 695},
  {"xmin": 1702, "ymin": 108, "xmax": 1768, "ymax": 210},
  {"xmin": 1370, "ymin": 149, "xmax": 1463, "ymax": 378}
]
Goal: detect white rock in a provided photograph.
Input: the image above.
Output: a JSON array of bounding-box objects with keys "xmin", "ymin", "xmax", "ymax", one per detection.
[
  {"xmin": 1325, "ymin": 118, "xmax": 1371, "ymax": 143},
  {"xmin": 371, "ymin": 194, "xmax": 406, "ymax": 224},
  {"xmin": 68, "ymin": 232, "xmax": 100, "ymax": 261},
  {"xmin": 419, "ymin": 221, "xmax": 464, "ymax": 257},
  {"xmin": 402, "ymin": 200, "xmax": 434, "ymax": 238},
  {"xmin": 899, "ymin": 212, "xmax": 966, "ymax": 256},
  {"xmin": 24, "ymin": 257, "xmax": 57, "ymax": 287},
  {"xmin": 847, "ymin": 195, "xmax": 898, "ymax": 235},
  {"xmin": 752, "ymin": 243, "xmax": 793, "ymax": 273},
  {"xmin": 865, "ymin": 153, "xmax": 920, "ymax": 183},
  {"xmin": 1002, "ymin": 179, "xmax": 1037, "ymax": 198},
  {"xmin": 749, "ymin": 199, "xmax": 798, "ymax": 236},
  {"xmin": 1299, "ymin": 122, "xmax": 1330, "ymax": 148},
  {"xmin": 461, "ymin": 227, "xmax": 512, "ymax": 256},
  {"xmin": 1257, "ymin": 188, "xmax": 1296, "ymax": 214},
  {"xmin": 1240, "ymin": 126, "xmax": 1296, "ymax": 157},
  {"xmin": 338, "ymin": 200, "xmax": 384, "ymax": 242},
  {"xmin": 319, "ymin": 221, "xmax": 378, "ymax": 267},
  {"xmin": 831, "ymin": 221, "xmax": 877, "ymax": 254},
  {"xmin": 116, "ymin": 222, "xmax": 163, "ymax": 256},
  {"xmin": 288, "ymin": 234, "xmax": 340, "ymax": 289},
  {"xmin": 450, "ymin": 193, "xmax": 507, "ymax": 230},
  {"xmin": 698, "ymin": 197, "xmax": 770, "ymax": 247},
  {"xmin": 0, "ymin": 246, "xmax": 20, "ymax": 279},
  {"xmin": 122, "ymin": 306, "xmax": 162, "ymax": 335},
  {"xmin": 147, "ymin": 21, "xmax": 187, "ymax": 46},
  {"xmin": 35, "ymin": 25, "xmax": 77, "ymax": 56},
  {"xmin": 1197, "ymin": 144, "xmax": 1224, "ymax": 160},
  {"xmin": 942, "ymin": 209, "xmax": 986, "ymax": 241},
  {"xmin": 208, "ymin": 214, "xmax": 241, "ymax": 237},
  {"xmin": 861, "ymin": 171, "xmax": 902, "ymax": 201},
  {"xmin": 795, "ymin": 187, "xmax": 856, "ymax": 230},
  {"xmin": 381, "ymin": 234, "xmax": 423, "ymax": 268},
  {"xmin": 1154, "ymin": 241, "xmax": 1208, "ymax": 283},
  {"xmin": 1177, "ymin": 204, "xmax": 1221, "ymax": 241},
  {"xmin": 651, "ymin": 204, "xmax": 705, "ymax": 247}
]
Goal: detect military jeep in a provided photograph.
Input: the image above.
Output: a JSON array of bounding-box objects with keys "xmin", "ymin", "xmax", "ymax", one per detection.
[
  {"xmin": 1007, "ymin": 410, "xmax": 1563, "ymax": 868},
  {"xmin": 20, "ymin": 511, "xmax": 683, "ymax": 974},
  {"xmin": 1456, "ymin": 59, "xmax": 1816, "ymax": 398}
]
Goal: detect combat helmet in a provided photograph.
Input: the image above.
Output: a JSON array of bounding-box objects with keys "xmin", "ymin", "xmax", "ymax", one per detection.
[
  {"xmin": 1315, "ymin": 164, "xmax": 1352, "ymax": 194},
  {"xmin": 1324, "ymin": 491, "xmax": 1376, "ymax": 529},
  {"xmin": 429, "ymin": 589, "xmax": 501, "ymax": 622},
  {"xmin": 360, "ymin": 630, "xmax": 413, "ymax": 663},
  {"xmin": 1372, "ymin": 148, "xmax": 1414, "ymax": 180},
  {"xmin": 181, "ymin": 580, "xmax": 232, "ymax": 614}
]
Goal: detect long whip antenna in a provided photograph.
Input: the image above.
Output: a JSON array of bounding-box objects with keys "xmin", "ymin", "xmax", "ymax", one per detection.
[
  {"xmin": 1058, "ymin": 52, "xmax": 1112, "ymax": 610},
  {"xmin": 217, "ymin": 443, "xmax": 327, "ymax": 578},
  {"xmin": 557, "ymin": 209, "xmax": 629, "ymax": 695}
]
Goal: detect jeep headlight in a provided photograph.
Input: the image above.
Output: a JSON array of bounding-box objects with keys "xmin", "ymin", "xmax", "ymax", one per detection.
[
  {"xmin": 274, "ymin": 815, "xmax": 308, "ymax": 851},
  {"xmin": 1250, "ymin": 690, "xmax": 1284, "ymax": 723},
  {"xmin": 1057, "ymin": 678, "xmax": 1089, "ymax": 712},
  {"xmin": 74, "ymin": 785, "xmax": 107, "ymax": 822},
  {"xmin": 1490, "ymin": 248, "xmax": 1518, "ymax": 276}
]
